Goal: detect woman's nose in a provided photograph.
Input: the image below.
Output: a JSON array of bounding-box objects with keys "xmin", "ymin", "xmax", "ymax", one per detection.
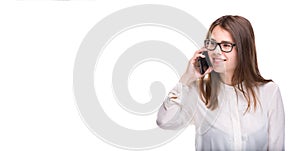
[{"xmin": 213, "ymin": 45, "xmax": 222, "ymax": 55}]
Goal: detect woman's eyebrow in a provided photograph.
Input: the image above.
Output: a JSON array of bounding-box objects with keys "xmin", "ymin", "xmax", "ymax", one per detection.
[
  {"xmin": 209, "ymin": 38, "xmax": 216, "ymax": 41},
  {"xmin": 220, "ymin": 40, "xmax": 234, "ymax": 44},
  {"xmin": 209, "ymin": 38, "xmax": 234, "ymax": 43}
]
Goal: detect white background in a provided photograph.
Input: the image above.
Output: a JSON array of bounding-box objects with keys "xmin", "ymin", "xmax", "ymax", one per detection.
[{"xmin": 1, "ymin": 0, "xmax": 299, "ymax": 150}]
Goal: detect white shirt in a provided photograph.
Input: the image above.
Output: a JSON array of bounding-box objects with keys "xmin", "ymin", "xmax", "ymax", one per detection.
[{"xmin": 157, "ymin": 81, "xmax": 285, "ymax": 151}]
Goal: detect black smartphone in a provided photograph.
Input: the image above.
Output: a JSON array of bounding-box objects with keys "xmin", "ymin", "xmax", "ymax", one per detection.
[{"xmin": 198, "ymin": 51, "xmax": 211, "ymax": 74}]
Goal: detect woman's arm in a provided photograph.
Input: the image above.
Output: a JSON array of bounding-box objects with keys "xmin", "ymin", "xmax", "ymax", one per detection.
[
  {"xmin": 268, "ymin": 84, "xmax": 285, "ymax": 151},
  {"xmin": 156, "ymin": 82, "xmax": 197, "ymax": 130},
  {"xmin": 156, "ymin": 48, "xmax": 212, "ymax": 130}
]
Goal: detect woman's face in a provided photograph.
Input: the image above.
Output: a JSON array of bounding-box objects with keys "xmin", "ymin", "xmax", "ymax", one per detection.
[{"xmin": 208, "ymin": 25, "xmax": 238, "ymax": 77}]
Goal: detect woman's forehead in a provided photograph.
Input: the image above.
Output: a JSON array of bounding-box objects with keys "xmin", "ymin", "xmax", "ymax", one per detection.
[{"xmin": 211, "ymin": 26, "xmax": 234, "ymax": 42}]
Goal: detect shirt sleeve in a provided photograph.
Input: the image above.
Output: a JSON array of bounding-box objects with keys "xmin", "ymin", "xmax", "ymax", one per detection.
[
  {"xmin": 268, "ymin": 85, "xmax": 285, "ymax": 151},
  {"xmin": 156, "ymin": 82, "xmax": 199, "ymax": 130}
]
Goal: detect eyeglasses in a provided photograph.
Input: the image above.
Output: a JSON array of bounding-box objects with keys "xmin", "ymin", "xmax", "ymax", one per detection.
[{"xmin": 204, "ymin": 39, "xmax": 236, "ymax": 53}]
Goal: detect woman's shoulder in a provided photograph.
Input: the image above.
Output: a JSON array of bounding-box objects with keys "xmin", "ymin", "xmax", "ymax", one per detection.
[
  {"xmin": 258, "ymin": 81, "xmax": 281, "ymax": 94},
  {"xmin": 260, "ymin": 81, "xmax": 279, "ymax": 88}
]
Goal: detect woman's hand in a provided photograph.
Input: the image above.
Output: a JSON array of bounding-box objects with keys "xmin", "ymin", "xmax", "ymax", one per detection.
[{"xmin": 179, "ymin": 48, "xmax": 213, "ymax": 86}]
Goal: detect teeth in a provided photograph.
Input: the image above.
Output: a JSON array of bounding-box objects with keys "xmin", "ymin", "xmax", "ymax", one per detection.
[{"xmin": 214, "ymin": 58, "xmax": 226, "ymax": 62}]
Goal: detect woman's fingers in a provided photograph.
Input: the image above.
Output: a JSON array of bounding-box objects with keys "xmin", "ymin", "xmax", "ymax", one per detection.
[
  {"xmin": 204, "ymin": 67, "xmax": 213, "ymax": 75},
  {"xmin": 192, "ymin": 48, "xmax": 207, "ymax": 59},
  {"xmin": 183, "ymin": 48, "xmax": 211, "ymax": 83}
]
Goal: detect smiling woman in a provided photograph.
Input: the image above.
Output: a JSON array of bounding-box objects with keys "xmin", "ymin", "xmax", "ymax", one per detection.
[{"xmin": 156, "ymin": 15, "xmax": 285, "ymax": 151}]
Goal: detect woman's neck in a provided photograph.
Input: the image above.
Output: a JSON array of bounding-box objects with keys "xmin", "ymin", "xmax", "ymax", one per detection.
[{"xmin": 219, "ymin": 72, "xmax": 233, "ymax": 85}]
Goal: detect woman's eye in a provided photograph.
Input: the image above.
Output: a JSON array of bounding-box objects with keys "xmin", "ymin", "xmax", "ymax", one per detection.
[
  {"xmin": 222, "ymin": 43, "xmax": 231, "ymax": 47},
  {"xmin": 210, "ymin": 41, "xmax": 217, "ymax": 46}
]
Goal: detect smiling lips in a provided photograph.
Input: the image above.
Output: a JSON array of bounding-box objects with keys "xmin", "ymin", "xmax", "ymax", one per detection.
[{"xmin": 213, "ymin": 58, "xmax": 227, "ymax": 63}]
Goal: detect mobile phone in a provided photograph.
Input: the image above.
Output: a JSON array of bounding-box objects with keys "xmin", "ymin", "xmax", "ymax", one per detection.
[{"xmin": 198, "ymin": 51, "xmax": 212, "ymax": 74}]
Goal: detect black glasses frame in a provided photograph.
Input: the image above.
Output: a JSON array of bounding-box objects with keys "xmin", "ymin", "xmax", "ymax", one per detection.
[{"xmin": 204, "ymin": 39, "xmax": 236, "ymax": 53}]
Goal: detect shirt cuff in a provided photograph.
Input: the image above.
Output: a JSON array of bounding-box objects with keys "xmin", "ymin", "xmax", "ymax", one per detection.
[{"xmin": 163, "ymin": 82, "xmax": 190, "ymax": 110}]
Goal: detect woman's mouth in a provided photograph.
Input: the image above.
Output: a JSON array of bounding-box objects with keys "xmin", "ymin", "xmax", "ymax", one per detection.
[{"xmin": 213, "ymin": 58, "xmax": 227, "ymax": 63}]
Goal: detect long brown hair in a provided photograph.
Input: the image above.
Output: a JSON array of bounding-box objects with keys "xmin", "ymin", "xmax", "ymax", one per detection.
[{"xmin": 199, "ymin": 15, "xmax": 272, "ymax": 112}]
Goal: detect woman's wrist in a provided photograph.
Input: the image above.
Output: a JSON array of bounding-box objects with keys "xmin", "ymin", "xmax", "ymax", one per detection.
[{"xmin": 179, "ymin": 73, "xmax": 195, "ymax": 86}]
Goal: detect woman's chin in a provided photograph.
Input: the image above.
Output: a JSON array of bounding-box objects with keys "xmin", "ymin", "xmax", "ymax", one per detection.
[{"xmin": 212, "ymin": 67, "xmax": 225, "ymax": 73}]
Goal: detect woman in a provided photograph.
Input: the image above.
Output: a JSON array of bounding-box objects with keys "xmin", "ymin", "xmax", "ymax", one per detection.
[{"xmin": 156, "ymin": 15, "xmax": 285, "ymax": 150}]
